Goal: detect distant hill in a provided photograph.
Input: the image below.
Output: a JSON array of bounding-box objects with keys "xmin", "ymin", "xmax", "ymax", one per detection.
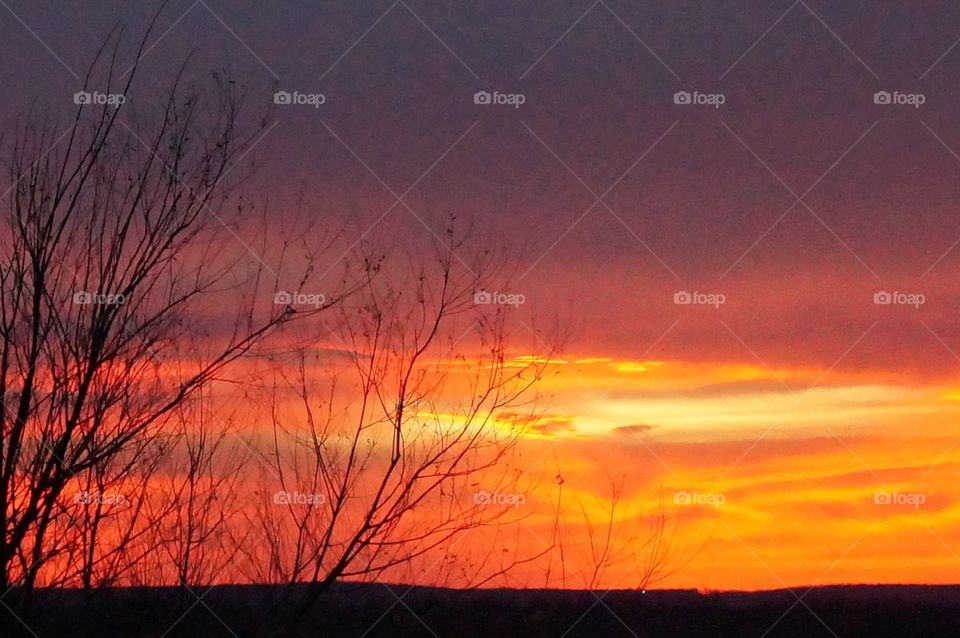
[{"xmin": 6, "ymin": 582, "xmax": 960, "ymax": 637}]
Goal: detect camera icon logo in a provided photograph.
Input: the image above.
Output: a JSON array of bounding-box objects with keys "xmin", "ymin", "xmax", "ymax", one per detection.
[
  {"xmin": 673, "ymin": 491, "xmax": 691, "ymax": 505},
  {"xmin": 474, "ymin": 290, "xmax": 492, "ymax": 304},
  {"xmin": 273, "ymin": 290, "xmax": 292, "ymax": 305},
  {"xmin": 673, "ymin": 91, "xmax": 691, "ymax": 105},
  {"xmin": 673, "ymin": 291, "xmax": 692, "ymax": 305},
  {"xmin": 73, "ymin": 91, "xmax": 92, "ymax": 105},
  {"xmin": 873, "ymin": 291, "xmax": 892, "ymax": 305},
  {"xmin": 273, "ymin": 91, "xmax": 292, "ymax": 105},
  {"xmin": 873, "ymin": 491, "xmax": 891, "ymax": 504},
  {"xmin": 474, "ymin": 91, "xmax": 492, "ymax": 105},
  {"xmin": 72, "ymin": 291, "xmax": 92, "ymax": 305},
  {"xmin": 873, "ymin": 91, "xmax": 891, "ymax": 105}
]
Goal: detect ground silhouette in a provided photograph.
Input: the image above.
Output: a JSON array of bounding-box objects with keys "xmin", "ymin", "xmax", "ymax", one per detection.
[{"xmin": 5, "ymin": 583, "xmax": 960, "ymax": 637}]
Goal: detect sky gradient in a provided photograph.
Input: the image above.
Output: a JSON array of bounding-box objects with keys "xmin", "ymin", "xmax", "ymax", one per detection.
[{"xmin": 5, "ymin": 0, "xmax": 960, "ymax": 591}]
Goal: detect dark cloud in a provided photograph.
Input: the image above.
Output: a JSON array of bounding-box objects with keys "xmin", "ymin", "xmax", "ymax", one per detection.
[
  {"xmin": 531, "ymin": 419, "xmax": 576, "ymax": 436},
  {"xmin": 613, "ymin": 424, "xmax": 655, "ymax": 437},
  {"xmin": 499, "ymin": 411, "xmax": 576, "ymax": 436}
]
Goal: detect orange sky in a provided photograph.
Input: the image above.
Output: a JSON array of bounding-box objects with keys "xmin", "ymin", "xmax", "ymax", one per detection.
[
  {"xmin": 456, "ymin": 350, "xmax": 960, "ymax": 590},
  {"xmin": 190, "ymin": 339, "xmax": 960, "ymax": 592}
]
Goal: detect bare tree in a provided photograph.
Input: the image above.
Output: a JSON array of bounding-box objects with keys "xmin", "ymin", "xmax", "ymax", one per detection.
[
  {"xmin": 575, "ymin": 479, "xmax": 671, "ymax": 591},
  {"xmin": 459, "ymin": 472, "xmax": 672, "ymax": 592},
  {"xmin": 232, "ymin": 224, "xmax": 556, "ymax": 618},
  {"xmin": 137, "ymin": 385, "xmax": 249, "ymax": 589},
  {"xmin": 65, "ymin": 431, "xmax": 166, "ymax": 590},
  {"xmin": 0, "ymin": 23, "xmax": 319, "ymax": 598}
]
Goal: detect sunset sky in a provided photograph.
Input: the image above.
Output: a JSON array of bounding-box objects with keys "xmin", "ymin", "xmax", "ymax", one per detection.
[{"xmin": 6, "ymin": 0, "xmax": 960, "ymax": 591}]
